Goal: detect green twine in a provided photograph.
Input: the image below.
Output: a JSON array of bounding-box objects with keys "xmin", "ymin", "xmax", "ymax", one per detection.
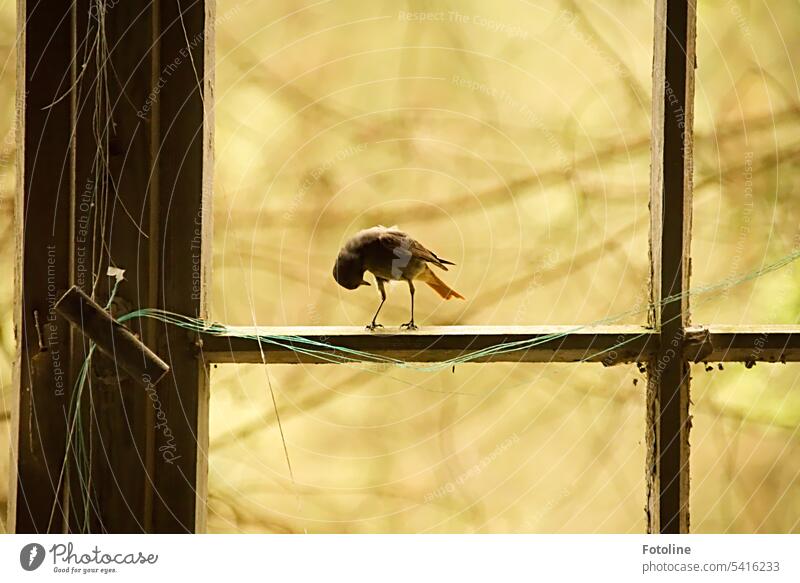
[
  {"xmin": 116, "ymin": 246, "xmax": 800, "ymax": 372},
  {"xmin": 54, "ymin": 248, "xmax": 799, "ymax": 532},
  {"xmin": 53, "ymin": 277, "xmax": 123, "ymax": 533}
]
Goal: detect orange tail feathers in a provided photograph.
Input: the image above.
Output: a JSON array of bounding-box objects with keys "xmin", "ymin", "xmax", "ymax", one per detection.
[{"xmin": 419, "ymin": 269, "xmax": 465, "ymax": 300}]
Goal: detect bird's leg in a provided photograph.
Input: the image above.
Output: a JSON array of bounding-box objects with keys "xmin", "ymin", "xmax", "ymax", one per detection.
[
  {"xmin": 366, "ymin": 278, "xmax": 387, "ymax": 331},
  {"xmin": 400, "ymin": 280, "xmax": 417, "ymax": 330}
]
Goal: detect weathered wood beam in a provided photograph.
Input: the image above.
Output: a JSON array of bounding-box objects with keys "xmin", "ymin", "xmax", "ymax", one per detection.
[
  {"xmin": 200, "ymin": 326, "xmax": 800, "ymax": 365},
  {"xmin": 152, "ymin": 0, "xmax": 214, "ymax": 534},
  {"xmin": 68, "ymin": 0, "xmax": 158, "ymax": 533},
  {"xmin": 200, "ymin": 326, "xmax": 658, "ymax": 364},
  {"xmin": 687, "ymin": 326, "xmax": 800, "ymax": 363},
  {"xmin": 646, "ymin": 0, "xmax": 696, "ymax": 534},
  {"xmin": 11, "ymin": 0, "xmax": 74, "ymax": 534},
  {"xmin": 12, "ymin": 0, "xmax": 213, "ymax": 534}
]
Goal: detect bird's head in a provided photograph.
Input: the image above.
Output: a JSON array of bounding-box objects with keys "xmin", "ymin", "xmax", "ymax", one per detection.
[{"xmin": 333, "ymin": 250, "xmax": 371, "ymax": 290}]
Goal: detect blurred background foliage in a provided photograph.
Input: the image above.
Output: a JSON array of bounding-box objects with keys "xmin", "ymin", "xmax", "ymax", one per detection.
[{"xmin": 1, "ymin": 0, "xmax": 799, "ymax": 532}]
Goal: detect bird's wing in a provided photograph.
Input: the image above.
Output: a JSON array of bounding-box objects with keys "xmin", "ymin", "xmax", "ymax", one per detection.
[{"xmin": 378, "ymin": 230, "xmax": 454, "ymax": 270}]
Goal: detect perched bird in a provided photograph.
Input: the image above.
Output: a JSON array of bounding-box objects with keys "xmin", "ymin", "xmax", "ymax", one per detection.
[{"xmin": 333, "ymin": 226, "xmax": 465, "ymax": 330}]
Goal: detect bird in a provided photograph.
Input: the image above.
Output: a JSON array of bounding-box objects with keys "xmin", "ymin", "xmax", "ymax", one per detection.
[{"xmin": 333, "ymin": 226, "xmax": 465, "ymax": 330}]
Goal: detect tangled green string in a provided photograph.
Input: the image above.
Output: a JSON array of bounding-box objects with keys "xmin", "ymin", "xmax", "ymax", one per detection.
[
  {"xmin": 56, "ymin": 248, "xmax": 799, "ymax": 531},
  {"xmin": 116, "ymin": 246, "xmax": 800, "ymax": 372}
]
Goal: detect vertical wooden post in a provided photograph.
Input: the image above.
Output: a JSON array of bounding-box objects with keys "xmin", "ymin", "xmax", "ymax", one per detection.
[
  {"xmin": 10, "ymin": 0, "xmax": 75, "ymax": 533},
  {"xmin": 67, "ymin": 0, "xmax": 160, "ymax": 534},
  {"xmin": 646, "ymin": 0, "xmax": 696, "ymax": 533},
  {"xmin": 11, "ymin": 0, "xmax": 212, "ymax": 533},
  {"xmin": 151, "ymin": 0, "xmax": 214, "ymax": 533}
]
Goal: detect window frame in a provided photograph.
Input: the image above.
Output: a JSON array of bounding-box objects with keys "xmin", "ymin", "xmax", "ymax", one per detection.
[{"xmin": 11, "ymin": 0, "xmax": 800, "ymax": 535}]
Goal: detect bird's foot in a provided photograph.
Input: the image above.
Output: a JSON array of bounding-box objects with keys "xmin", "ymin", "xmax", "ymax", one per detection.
[
  {"xmin": 400, "ymin": 321, "xmax": 418, "ymax": 331},
  {"xmin": 366, "ymin": 322, "xmax": 384, "ymax": 331}
]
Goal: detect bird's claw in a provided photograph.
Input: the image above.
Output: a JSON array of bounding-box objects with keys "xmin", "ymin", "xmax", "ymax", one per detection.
[
  {"xmin": 366, "ymin": 322, "xmax": 384, "ymax": 331},
  {"xmin": 400, "ymin": 321, "xmax": 418, "ymax": 331}
]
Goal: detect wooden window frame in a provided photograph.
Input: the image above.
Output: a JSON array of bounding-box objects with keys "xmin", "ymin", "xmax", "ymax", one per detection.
[{"xmin": 11, "ymin": 0, "xmax": 800, "ymax": 533}]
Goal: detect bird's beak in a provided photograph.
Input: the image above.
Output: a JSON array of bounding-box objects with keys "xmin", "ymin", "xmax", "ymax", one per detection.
[{"xmin": 360, "ymin": 279, "xmax": 371, "ymax": 287}]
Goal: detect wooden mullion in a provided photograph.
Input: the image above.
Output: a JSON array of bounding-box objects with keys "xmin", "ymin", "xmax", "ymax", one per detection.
[
  {"xmin": 150, "ymin": 0, "xmax": 213, "ymax": 533},
  {"xmin": 646, "ymin": 0, "xmax": 696, "ymax": 534},
  {"xmin": 200, "ymin": 326, "xmax": 800, "ymax": 366},
  {"xmin": 68, "ymin": 0, "xmax": 160, "ymax": 533},
  {"xmin": 11, "ymin": 0, "xmax": 75, "ymax": 534},
  {"xmin": 687, "ymin": 327, "xmax": 800, "ymax": 363},
  {"xmin": 12, "ymin": 0, "xmax": 213, "ymax": 534},
  {"xmin": 200, "ymin": 326, "xmax": 657, "ymax": 364}
]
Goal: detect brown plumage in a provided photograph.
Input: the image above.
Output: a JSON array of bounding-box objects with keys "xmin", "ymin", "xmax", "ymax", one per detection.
[{"xmin": 333, "ymin": 226, "xmax": 465, "ymax": 330}]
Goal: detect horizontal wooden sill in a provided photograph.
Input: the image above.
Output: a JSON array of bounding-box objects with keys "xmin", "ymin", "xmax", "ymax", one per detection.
[
  {"xmin": 685, "ymin": 325, "xmax": 800, "ymax": 363},
  {"xmin": 199, "ymin": 325, "xmax": 654, "ymax": 364},
  {"xmin": 202, "ymin": 326, "xmax": 800, "ymax": 365},
  {"xmin": 198, "ymin": 324, "xmax": 800, "ymax": 365}
]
